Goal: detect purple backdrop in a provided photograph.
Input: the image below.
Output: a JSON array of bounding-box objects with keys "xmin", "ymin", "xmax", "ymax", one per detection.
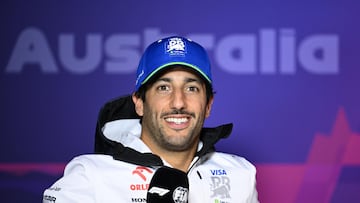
[{"xmin": 1, "ymin": 0, "xmax": 360, "ymax": 202}]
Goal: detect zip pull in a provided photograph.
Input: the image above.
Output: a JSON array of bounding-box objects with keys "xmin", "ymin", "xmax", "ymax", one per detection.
[{"xmin": 196, "ymin": 170, "xmax": 202, "ymax": 179}]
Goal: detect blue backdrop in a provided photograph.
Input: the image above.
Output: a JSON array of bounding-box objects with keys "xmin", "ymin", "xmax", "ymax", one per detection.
[{"xmin": 1, "ymin": 0, "xmax": 360, "ymax": 202}]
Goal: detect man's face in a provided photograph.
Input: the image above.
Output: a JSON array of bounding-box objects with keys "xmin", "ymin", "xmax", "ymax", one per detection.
[{"xmin": 133, "ymin": 67, "xmax": 213, "ymax": 152}]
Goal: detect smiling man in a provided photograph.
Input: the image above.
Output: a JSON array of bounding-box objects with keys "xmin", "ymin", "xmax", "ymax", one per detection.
[
  {"xmin": 133, "ymin": 67, "xmax": 212, "ymax": 171},
  {"xmin": 43, "ymin": 36, "xmax": 259, "ymax": 203}
]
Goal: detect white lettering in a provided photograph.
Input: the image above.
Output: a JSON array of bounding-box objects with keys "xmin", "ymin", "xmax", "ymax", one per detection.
[
  {"xmin": 5, "ymin": 27, "xmax": 340, "ymax": 75},
  {"xmin": 215, "ymin": 34, "xmax": 256, "ymax": 74},
  {"xmin": 105, "ymin": 34, "xmax": 140, "ymax": 73},
  {"xmin": 59, "ymin": 34, "xmax": 102, "ymax": 74},
  {"xmin": 260, "ymin": 29, "xmax": 276, "ymax": 74},
  {"xmin": 279, "ymin": 29, "xmax": 296, "ymax": 74},
  {"xmin": 6, "ymin": 27, "xmax": 58, "ymax": 73},
  {"xmin": 298, "ymin": 35, "xmax": 339, "ymax": 74}
]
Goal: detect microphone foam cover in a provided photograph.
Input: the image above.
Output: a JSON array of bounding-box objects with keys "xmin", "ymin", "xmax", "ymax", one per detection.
[{"xmin": 147, "ymin": 166, "xmax": 189, "ymax": 203}]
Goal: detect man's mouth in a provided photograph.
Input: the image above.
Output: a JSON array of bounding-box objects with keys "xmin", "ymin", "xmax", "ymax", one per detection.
[{"xmin": 165, "ymin": 117, "xmax": 189, "ymax": 124}]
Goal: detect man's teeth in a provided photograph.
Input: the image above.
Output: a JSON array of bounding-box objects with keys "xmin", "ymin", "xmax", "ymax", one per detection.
[{"xmin": 165, "ymin": 117, "xmax": 188, "ymax": 124}]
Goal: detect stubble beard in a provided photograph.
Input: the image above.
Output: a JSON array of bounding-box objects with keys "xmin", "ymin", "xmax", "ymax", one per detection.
[{"xmin": 142, "ymin": 107, "xmax": 205, "ymax": 152}]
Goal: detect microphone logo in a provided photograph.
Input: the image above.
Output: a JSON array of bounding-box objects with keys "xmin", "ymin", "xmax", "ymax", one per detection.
[
  {"xmin": 173, "ymin": 186, "xmax": 188, "ymax": 203},
  {"xmin": 148, "ymin": 186, "xmax": 170, "ymax": 196}
]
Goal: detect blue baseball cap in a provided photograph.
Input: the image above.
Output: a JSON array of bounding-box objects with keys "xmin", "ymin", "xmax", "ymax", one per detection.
[{"xmin": 135, "ymin": 36, "xmax": 212, "ymax": 91}]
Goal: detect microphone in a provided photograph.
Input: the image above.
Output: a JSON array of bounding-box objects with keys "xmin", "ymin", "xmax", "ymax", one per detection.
[{"xmin": 147, "ymin": 166, "xmax": 189, "ymax": 203}]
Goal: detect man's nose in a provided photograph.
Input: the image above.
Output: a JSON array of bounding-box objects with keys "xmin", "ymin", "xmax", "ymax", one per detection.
[{"xmin": 170, "ymin": 89, "xmax": 186, "ymax": 110}]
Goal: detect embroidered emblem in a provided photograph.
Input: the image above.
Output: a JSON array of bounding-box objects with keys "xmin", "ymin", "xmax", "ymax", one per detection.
[{"xmin": 166, "ymin": 37, "xmax": 187, "ymax": 56}]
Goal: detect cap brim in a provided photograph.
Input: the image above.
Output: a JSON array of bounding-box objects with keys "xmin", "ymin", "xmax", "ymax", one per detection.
[{"xmin": 141, "ymin": 62, "xmax": 212, "ymax": 86}]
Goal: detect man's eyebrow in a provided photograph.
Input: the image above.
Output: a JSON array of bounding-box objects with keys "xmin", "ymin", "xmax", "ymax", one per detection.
[
  {"xmin": 155, "ymin": 77, "xmax": 201, "ymax": 83},
  {"xmin": 156, "ymin": 77, "xmax": 171, "ymax": 83},
  {"xmin": 184, "ymin": 77, "xmax": 202, "ymax": 84}
]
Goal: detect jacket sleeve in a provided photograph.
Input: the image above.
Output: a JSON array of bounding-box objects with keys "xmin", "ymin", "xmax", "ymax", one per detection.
[
  {"xmin": 43, "ymin": 156, "xmax": 96, "ymax": 203},
  {"xmin": 233, "ymin": 155, "xmax": 260, "ymax": 203},
  {"xmin": 246, "ymin": 161, "xmax": 260, "ymax": 203},
  {"xmin": 248, "ymin": 179, "xmax": 259, "ymax": 203}
]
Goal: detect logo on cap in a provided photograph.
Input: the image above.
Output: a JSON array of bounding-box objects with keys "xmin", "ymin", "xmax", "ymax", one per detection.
[{"xmin": 166, "ymin": 37, "xmax": 187, "ymax": 56}]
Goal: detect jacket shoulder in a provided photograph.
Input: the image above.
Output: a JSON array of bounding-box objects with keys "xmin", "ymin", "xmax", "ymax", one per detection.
[{"xmin": 205, "ymin": 152, "xmax": 256, "ymax": 172}]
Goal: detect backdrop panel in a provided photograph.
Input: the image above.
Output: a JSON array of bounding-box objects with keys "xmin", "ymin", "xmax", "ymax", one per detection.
[{"xmin": 1, "ymin": 0, "xmax": 359, "ymax": 202}]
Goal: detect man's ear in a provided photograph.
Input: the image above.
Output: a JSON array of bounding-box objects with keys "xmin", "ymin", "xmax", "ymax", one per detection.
[
  {"xmin": 132, "ymin": 93, "xmax": 144, "ymax": 116},
  {"xmin": 205, "ymin": 95, "xmax": 214, "ymax": 118}
]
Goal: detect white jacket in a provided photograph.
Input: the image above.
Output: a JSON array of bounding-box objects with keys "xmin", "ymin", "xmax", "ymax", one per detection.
[{"xmin": 43, "ymin": 96, "xmax": 259, "ymax": 203}]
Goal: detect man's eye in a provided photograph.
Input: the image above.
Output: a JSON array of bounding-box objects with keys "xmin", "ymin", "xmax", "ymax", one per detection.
[
  {"xmin": 157, "ymin": 85, "xmax": 169, "ymax": 91},
  {"xmin": 187, "ymin": 86, "xmax": 199, "ymax": 92}
]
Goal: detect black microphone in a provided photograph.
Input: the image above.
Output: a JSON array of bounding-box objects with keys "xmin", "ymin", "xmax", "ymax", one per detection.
[{"xmin": 147, "ymin": 166, "xmax": 189, "ymax": 203}]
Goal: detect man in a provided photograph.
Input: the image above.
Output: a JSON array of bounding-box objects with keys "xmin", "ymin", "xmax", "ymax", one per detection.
[{"xmin": 43, "ymin": 36, "xmax": 259, "ymax": 202}]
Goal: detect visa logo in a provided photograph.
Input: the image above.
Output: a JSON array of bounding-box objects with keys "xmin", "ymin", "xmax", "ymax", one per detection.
[{"xmin": 210, "ymin": 169, "xmax": 227, "ymax": 176}]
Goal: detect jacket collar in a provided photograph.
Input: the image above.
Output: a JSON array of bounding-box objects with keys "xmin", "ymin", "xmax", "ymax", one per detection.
[{"xmin": 94, "ymin": 95, "xmax": 233, "ymax": 167}]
